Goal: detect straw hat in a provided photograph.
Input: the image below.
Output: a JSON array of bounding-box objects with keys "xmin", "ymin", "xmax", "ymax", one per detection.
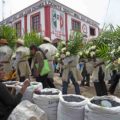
[
  {"xmin": 43, "ymin": 37, "xmax": 51, "ymax": 43},
  {"xmin": 16, "ymin": 39, "xmax": 24, "ymax": 45},
  {"xmin": 0, "ymin": 39, "xmax": 8, "ymax": 45}
]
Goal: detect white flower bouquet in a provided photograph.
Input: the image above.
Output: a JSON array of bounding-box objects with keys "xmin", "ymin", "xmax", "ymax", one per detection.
[{"xmin": 55, "ymin": 32, "xmax": 83, "ymax": 64}]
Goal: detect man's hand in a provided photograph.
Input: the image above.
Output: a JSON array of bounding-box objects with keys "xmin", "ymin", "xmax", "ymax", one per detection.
[{"xmin": 20, "ymin": 79, "xmax": 30, "ymax": 94}]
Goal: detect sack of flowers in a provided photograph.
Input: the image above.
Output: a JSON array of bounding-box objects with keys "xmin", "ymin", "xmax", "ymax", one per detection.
[
  {"xmin": 57, "ymin": 94, "xmax": 88, "ymax": 120},
  {"xmin": 8, "ymin": 100, "xmax": 48, "ymax": 120},
  {"xmin": 85, "ymin": 96, "xmax": 120, "ymax": 120},
  {"xmin": 33, "ymin": 88, "xmax": 61, "ymax": 120}
]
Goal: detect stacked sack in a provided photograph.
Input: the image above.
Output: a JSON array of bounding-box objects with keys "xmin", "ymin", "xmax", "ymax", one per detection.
[
  {"xmin": 85, "ymin": 96, "xmax": 120, "ymax": 120},
  {"xmin": 33, "ymin": 88, "xmax": 61, "ymax": 120},
  {"xmin": 57, "ymin": 94, "xmax": 88, "ymax": 120}
]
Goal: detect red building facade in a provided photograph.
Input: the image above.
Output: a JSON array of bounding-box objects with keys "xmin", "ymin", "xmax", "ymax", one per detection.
[{"xmin": 0, "ymin": 0, "xmax": 99, "ymax": 41}]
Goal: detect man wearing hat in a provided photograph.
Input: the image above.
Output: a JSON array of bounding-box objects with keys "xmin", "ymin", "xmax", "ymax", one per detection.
[
  {"xmin": 14, "ymin": 39, "xmax": 31, "ymax": 82},
  {"xmin": 39, "ymin": 37, "xmax": 57, "ymax": 87},
  {"xmin": 0, "ymin": 38, "xmax": 8, "ymax": 45},
  {"xmin": 43, "ymin": 37, "xmax": 52, "ymax": 43},
  {"xmin": 0, "ymin": 39, "xmax": 13, "ymax": 79}
]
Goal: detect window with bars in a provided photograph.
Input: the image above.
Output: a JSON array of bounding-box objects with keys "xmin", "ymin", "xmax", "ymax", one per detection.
[
  {"xmin": 31, "ymin": 13, "xmax": 40, "ymax": 32},
  {"xmin": 15, "ymin": 21, "xmax": 21, "ymax": 37},
  {"xmin": 72, "ymin": 19, "xmax": 81, "ymax": 31}
]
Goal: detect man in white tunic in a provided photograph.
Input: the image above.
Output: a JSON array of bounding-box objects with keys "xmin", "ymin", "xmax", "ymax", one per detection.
[
  {"xmin": 0, "ymin": 39, "xmax": 13, "ymax": 79},
  {"xmin": 14, "ymin": 39, "xmax": 31, "ymax": 82},
  {"xmin": 39, "ymin": 37, "xmax": 57, "ymax": 87},
  {"xmin": 62, "ymin": 55, "xmax": 82, "ymax": 94}
]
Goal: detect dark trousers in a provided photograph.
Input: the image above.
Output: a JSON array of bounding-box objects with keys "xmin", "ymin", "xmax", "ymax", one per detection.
[
  {"xmin": 109, "ymin": 73, "xmax": 120, "ymax": 94},
  {"xmin": 85, "ymin": 73, "xmax": 90, "ymax": 86},
  {"xmin": 94, "ymin": 67, "xmax": 108, "ymax": 96},
  {"xmin": 62, "ymin": 71, "xmax": 80, "ymax": 95},
  {"xmin": 60, "ymin": 69, "xmax": 63, "ymax": 77},
  {"xmin": 80, "ymin": 73, "xmax": 90, "ymax": 86},
  {"xmin": 20, "ymin": 76, "xmax": 25, "ymax": 82},
  {"xmin": 94, "ymin": 81, "xmax": 108, "ymax": 96},
  {"xmin": 80, "ymin": 63, "xmax": 90, "ymax": 86},
  {"xmin": 35, "ymin": 75, "xmax": 48, "ymax": 88},
  {"xmin": 47, "ymin": 78, "xmax": 56, "ymax": 88},
  {"xmin": 36, "ymin": 76, "xmax": 56, "ymax": 88}
]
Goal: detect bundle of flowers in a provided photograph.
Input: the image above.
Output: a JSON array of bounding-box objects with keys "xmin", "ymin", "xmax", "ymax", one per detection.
[
  {"xmin": 55, "ymin": 41, "xmax": 67, "ymax": 61},
  {"xmin": 78, "ymin": 42, "xmax": 97, "ymax": 59},
  {"xmin": 55, "ymin": 32, "xmax": 83, "ymax": 62},
  {"xmin": 0, "ymin": 25, "xmax": 17, "ymax": 49},
  {"xmin": 67, "ymin": 32, "xmax": 83, "ymax": 55},
  {"xmin": 24, "ymin": 32, "xmax": 43, "ymax": 47},
  {"xmin": 92, "ymin": 25, "xmax": 120, "ymax": 71},
  {"xmin": 106, "ymin": 46, "xmax": 120, "ymax": 70}
]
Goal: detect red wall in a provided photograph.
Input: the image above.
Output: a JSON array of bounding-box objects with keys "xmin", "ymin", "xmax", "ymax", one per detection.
[{"xmin": 44, "ymin": 5, "xmax": 51, "ymax": 38}]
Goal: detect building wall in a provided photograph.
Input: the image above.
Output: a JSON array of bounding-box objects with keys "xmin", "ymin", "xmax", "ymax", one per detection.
[
  {"xmin": 0, "ymin": 0, "xmax": 99, "ymax": 41},
  {"xmin": 67, "ymin": 15, "xmax": 99, "ymax": 41},
  {"xmin": 67, "ymin": 15, "xmax": 80, "ymax": 39},
  {"xmin": 50, "ymin": 8, "xmax": 66, "ymax": 41},
  {"xmin": 81, "ymin": 21, "xmax": 90, "ymax": 38},
  {"xmin": 50, "ymin": 7, "xmax": 99, "ymax": 41},
  {"xmin": 27, "ymin": 8, "xmax": 45, "ymax": 36},
  {"xmin": 9, "ymin": 8, "xmax": 45, "ymax": 37},
  {"xmin": 12, "ymin": 17, "xmax": 24, "ymax": 36}
]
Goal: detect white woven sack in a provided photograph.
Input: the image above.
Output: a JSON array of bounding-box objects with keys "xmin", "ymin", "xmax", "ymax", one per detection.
[
  {"xmin": 62, "ymin": 55, "xmax": 79, "ymax": 65},
  {"xmin": 0, "ymin": 45, "xmax": 13, "ymax": 62},
  {"xmin": 86, "ymin": 61, "xmax": 94, "ymax": 75},
  {"xmin": 8, "ymin": 100, "xmax": 48, "ymax": 120},
  {"xmin": 85, "ymin": 96, "xmax": 120, "ymax": 120},
  {"xmin": 16, "ymin": 82, "xmax": 43, "ymax": 102},
  {"xmin": 57, "ymin": 94, "xmax": 88, "ymax": 120},
  {"xmin": 33, "ymin": 88, "xmax": 61, "ymax": 120},
  {"xmin": 16, "ymin": 46, "xmax": 30, "ymax": 60}
]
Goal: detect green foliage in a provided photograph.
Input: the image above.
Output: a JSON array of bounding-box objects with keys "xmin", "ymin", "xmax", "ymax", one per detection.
[
  {"xmin": 93, "ymin": 24, "xmax": 120, "ymax": 70},
  {"xmin": 55, "ymin": 31, "xmax": 84, "ymax": 62},
  {"xmin": 67, "ymin": 32, "xmax": 83, "ymax": 55},
  {"xmin": 77, "ymin": 24, "xmax": 120, "ymax": 70},
  {"xmin": 74, "ymin": 38, "xmax": 97, "ymax": 59},
  {"xmin": 96, "ymin": 43, "xmax": 111, "ymax": 60},
  {"xmin": 0, "ymin": 25, "xmax": 17, "ymax": 49},
  {"xmin": 24, "ymin": 32, "xmax": 43, "ymax": 47},
  {"xmin": 57, "ymin": 41, "xmax": 66, "ymax": 52}
]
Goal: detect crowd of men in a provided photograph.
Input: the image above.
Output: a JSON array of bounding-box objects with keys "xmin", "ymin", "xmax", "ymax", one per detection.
[
  {"xmin": 0, "ymin": 37, "xmax": 56, "ymax": 87},
  {"xmin": 0, "ymin": 37, "xmax": 120, "ymax": 96},
  {"xmin": 0, "ymin": 37, "xmax": 82, "ymax": 95},
  {"xmin": 0, "ymin": 37, "xmax": 120, "ymax": 120},
  {"xmin": 0, "ymin": 37, "xmax": 56, "ymax": 119}
]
